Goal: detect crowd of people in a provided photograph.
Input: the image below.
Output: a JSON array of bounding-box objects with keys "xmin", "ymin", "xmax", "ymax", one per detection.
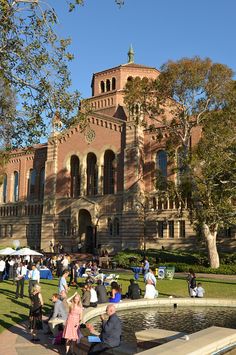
[{"xmin": 0, "ymin": 253, "xmax": 205, "ymax": 354}]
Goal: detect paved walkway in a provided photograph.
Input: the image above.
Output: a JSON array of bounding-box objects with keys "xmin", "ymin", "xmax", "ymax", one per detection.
[{"xmin": 0, "ymin": 319, "xmax": 67, "ymax": 355}]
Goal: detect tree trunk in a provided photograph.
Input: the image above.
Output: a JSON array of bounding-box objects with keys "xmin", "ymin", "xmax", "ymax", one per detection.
[{"xmin": 202, "ymin": 223, "xmax": 220, "ymax": 269}]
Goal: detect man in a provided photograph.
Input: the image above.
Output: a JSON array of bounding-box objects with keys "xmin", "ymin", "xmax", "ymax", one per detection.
[
  {"xmin": 95, "ymin": 279, "xmax": 108, "ymax": 304},
  {"xmin": 127, "ymin": 279, "xmax": 141, "ymax": 299},
  {"xmin": 48, "ymin": 293, "xmax": 68, "ymax": 336},
  {"xmin": 15, "ymin": 262, "xmax": 27, "ymax": 299},
  {"xmin": 28, "ymin": 264, "xmax": 40, "ymax": 295},
  {"xmin": 88, "ymin": 304, "xmax": 122, "ymax": 354},
  {"xmin": 68, "ymin": 261, "xmax": 79, "ymax": 288},
  {"xmin": 58, "ymin": 270, "xmax": 69, "ymax": 294},
  {"xmin": 143, "ymin": 258, "xmax": 149, "ymax": 277},
  {"xmin": 59, "ymin": 290, "xmax": 69, "ymax": 313},
  {"xmin": 0, "ymin": 258, "xmax": 6, "ymax": 282}
]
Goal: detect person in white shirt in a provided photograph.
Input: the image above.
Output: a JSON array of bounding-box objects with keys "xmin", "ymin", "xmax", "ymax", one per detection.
[
  {"xmin": 16, "ymin": 262, "xmax": 27, "ymax": 299},
  {"xmin": 196, "ymin": 283, "xmax": 205, "ymax": 298},
  {"xmin": 28, "ymin": 264, "xmax": 40, "ymax": 295},
  {"xmin": 90, "ymin": 286, "xmax": 98, "ymax": 307},
  {"xmin": 61, "ymin": 256, "xmax": 69, "ymax": 271},
  {"xmin": 144, "ymin": 279, "xmax": 158, "ymax": 299},
  {"xmin": 0, "ymin": 258, "xmax": 6, "ymax": 282}
]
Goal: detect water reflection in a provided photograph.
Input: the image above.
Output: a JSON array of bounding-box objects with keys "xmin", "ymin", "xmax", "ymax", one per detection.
[{"xmin": 91, "ymin": 307, "xmax": 236, "ymax": 342}]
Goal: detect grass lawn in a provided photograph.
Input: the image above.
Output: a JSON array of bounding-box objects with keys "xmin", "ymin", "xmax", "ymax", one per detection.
[{"xmin": 0, "ymin": 271, "xmax": 236, "ymax": 334}]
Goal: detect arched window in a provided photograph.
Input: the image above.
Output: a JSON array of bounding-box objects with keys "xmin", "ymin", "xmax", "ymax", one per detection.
[
  {"xmin": 2, "ymin": 174, "xmax": 7, "ymax": 203},
  {"xmin": 106, "ymin": 79, "xmax": 111, "ymax": 92},
  {"xmin": 87, "ymin": 153, "xmax": 98, "ymax": 196},
  {"xmin": 100, "ymin": 81, "xmax": 105, "ymax": 93},
  {"xmin": 38, "ymin": 167, "xmax": 45, "ymax": 200},
  {"xmin": 156, "ymin": 150, "xmax": 167, "ymax": 178},
  {"xmin": 112, "ymin": 77, "xmax": 116, "ymax": 90},
  {"xmin": 127, "ymin": 76, "xmax": 133, "ymax": 82},
  {"xmin": 70, "ymin": 155, "xmax": 80, "ymax": 198},
  {"xmin": 13, "ymin": 171, "xmax": 19, "ymax": 202},
  {"xmin": 103, "ymin": 150, "xmax": 115, "ymax": 195},
  {"xmin": 28, "ymin": 168, "xmax": 36, "ymax": 200},
  {"xmin": 113, "ymin": 218, "xmax": 119, "ymax": 237}
]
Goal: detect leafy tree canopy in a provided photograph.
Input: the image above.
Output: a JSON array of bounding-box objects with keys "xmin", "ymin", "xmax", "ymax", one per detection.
[
  {"xmin": 0, "ymin": 0, "xmax": 84, "ymax": 148},
  {"xmin": 124, "ymin": 57, "xmax": 236, "ymax": 268}
]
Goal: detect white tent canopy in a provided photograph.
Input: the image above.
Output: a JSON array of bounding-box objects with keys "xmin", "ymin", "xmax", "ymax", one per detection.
[
  {"xmin": 0, "ymin": 247, "xmax": 15, "ymax": 255},
  {"xmin": 10, "ymin": 248, "xmax": 43, "ymax": 256}
]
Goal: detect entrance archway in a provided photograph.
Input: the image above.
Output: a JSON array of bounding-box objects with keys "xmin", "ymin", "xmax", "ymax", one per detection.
[{"xmin": 78, "ymin": 209, "xmax": 94, "ymax": 253}]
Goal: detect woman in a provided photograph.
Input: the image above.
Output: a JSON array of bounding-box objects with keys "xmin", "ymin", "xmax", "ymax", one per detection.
[
  {"xmin": 144, "ymin": 279, "xmax": 158, "ymax": 299},
  {"xmin": 109, "ymin": 281, "xmax": 122, "ymax": 303},
  {"xmin": 63, "ymin": 292, "xmax": 83, "ymax": 355},
  {"xmin": 29, "ymin": 284, "xmax": 43, "ymax": 342}
]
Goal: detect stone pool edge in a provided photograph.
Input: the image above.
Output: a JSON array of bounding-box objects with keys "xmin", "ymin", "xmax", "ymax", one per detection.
[{"xmin": 82, "ymin": 297, "xmax": 236, "ymax": 323}]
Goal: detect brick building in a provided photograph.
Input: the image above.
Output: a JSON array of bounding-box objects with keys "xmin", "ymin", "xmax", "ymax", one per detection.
[{"xmin": 0, "ymin": 49, "xmax": 234, "ymax": 252}]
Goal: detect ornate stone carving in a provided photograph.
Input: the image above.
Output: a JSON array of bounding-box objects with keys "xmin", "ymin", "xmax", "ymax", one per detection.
[{"xmin": 85, "ymin": 128, "xmax": 95, "ymax": 144}]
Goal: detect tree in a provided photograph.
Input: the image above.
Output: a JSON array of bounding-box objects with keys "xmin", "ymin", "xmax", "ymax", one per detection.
[
  {"xmin": 124, "ymin": 57, "xmax": 236, "ymax": 268},
  {"xmin": 190, "ymin": 110, "xmax": 236, "ymax": 268},
  {"xmin": 0, "ymin": 0, "xmax": 123, "ymax": 180},
  {"xmin": 0, "ymin": 0, "xmax": 83, "ymax": 148}
]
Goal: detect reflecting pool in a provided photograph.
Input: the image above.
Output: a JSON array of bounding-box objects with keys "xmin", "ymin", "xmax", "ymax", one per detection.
[{"xmin": 91, "ymin": 307, "xmax": 236, "ymax": 342}]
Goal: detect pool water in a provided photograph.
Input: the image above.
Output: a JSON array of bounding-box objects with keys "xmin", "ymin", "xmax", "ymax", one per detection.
[{"xmin": 91, "ymin": 306, "xmax": 236, "ymax": 342}]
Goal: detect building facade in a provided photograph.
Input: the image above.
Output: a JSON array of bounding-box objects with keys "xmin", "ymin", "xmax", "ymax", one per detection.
[{"xmin": 0, "ymin": 51, "xmax": 235, "ymax": 252}]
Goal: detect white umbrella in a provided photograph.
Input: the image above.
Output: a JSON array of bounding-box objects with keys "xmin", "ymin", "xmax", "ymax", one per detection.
[
  {"xmin": 10, "ymin": 247, "xmax": 43, "ymax": 256},
  {"xmin": 0, "ymin": 247, "xmax": 15, "ymax": 255}
]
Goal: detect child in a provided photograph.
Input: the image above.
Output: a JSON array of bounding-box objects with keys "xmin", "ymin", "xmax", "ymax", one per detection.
[
  {"xmin": 196, "ymin": 282, "xmax": 205, "ymax": 298},
  {"xmin": 52, "ymin": 324, "xmax": 65, "ymax": 345}
]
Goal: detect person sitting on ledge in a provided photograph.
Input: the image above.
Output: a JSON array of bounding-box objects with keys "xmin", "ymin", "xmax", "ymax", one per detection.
[
  {"xmin": 48, "ymin": 293, "xmax": 68, "ymax": 336},
  {"xmin": 96, "ymin": 279, "xmax": 108, "ymax": 304},
  {"xmin": 127, "ymin": 279, "xmax": 141, "ymax": 299},
  {"xmin": 144, "ymin": 279, "xmax": 158, "ymax": 299},
  {"xmin": 196, "ymin": 282, "xmax": 205, "ymax": 298},
  {"xmin": 109, "ymin": 281, "xmax": 122, "ymax": 303},
  {"xmin": 88, "ymin": 304, "xmax": 122, "ymax": 355},
  {"xmin": 82, "ymin": 284, "xmax": 91, "ymax": 308},
  {"xmin": 144, "ymin": 268, "xmax": 157, "ymax": 287}
]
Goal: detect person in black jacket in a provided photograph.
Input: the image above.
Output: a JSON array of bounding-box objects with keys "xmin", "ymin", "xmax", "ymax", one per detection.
[
  {"xmin": 88, "ymin": 304, "xmax": 122, "ymax": 354},
  {"xmin": 95, "ymin": 279, "xmax": 108, "ymax": 304},
  {"xmin": 127, "ymin": 279, "xmax": 141, "ymax": 299}
]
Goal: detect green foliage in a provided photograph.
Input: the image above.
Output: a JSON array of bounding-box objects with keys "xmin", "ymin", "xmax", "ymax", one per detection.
[
  {"xmin": 190, "ymin": 110, "xmax": 236, "ymax": 231},
  {"xmin": 0, "ymin": 0, "xmax": 82, "ymax": 148},
  {"xmin": 113, "ymin": 250, "xmax": 236, "ymax": 274},
  {"xmin": 112, "ymin": 251, "xmax": 143, "ymax": 268}
]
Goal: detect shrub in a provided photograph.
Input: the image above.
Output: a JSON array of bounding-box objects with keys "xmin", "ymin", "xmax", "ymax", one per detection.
[{"xmin": 112, "ymin": 250, "xmax": 236, "ymax": 274}]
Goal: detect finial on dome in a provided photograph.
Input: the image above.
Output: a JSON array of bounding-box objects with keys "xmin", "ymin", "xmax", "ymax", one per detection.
[{"xmin": 128, "ymin": 45, "xmax": 134, "ymax": 63}]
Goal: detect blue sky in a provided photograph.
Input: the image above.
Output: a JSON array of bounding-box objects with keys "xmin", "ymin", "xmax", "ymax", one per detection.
[{"xmin": 51, "ymin": 0, "xmax": 236, "ymax": 99}]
